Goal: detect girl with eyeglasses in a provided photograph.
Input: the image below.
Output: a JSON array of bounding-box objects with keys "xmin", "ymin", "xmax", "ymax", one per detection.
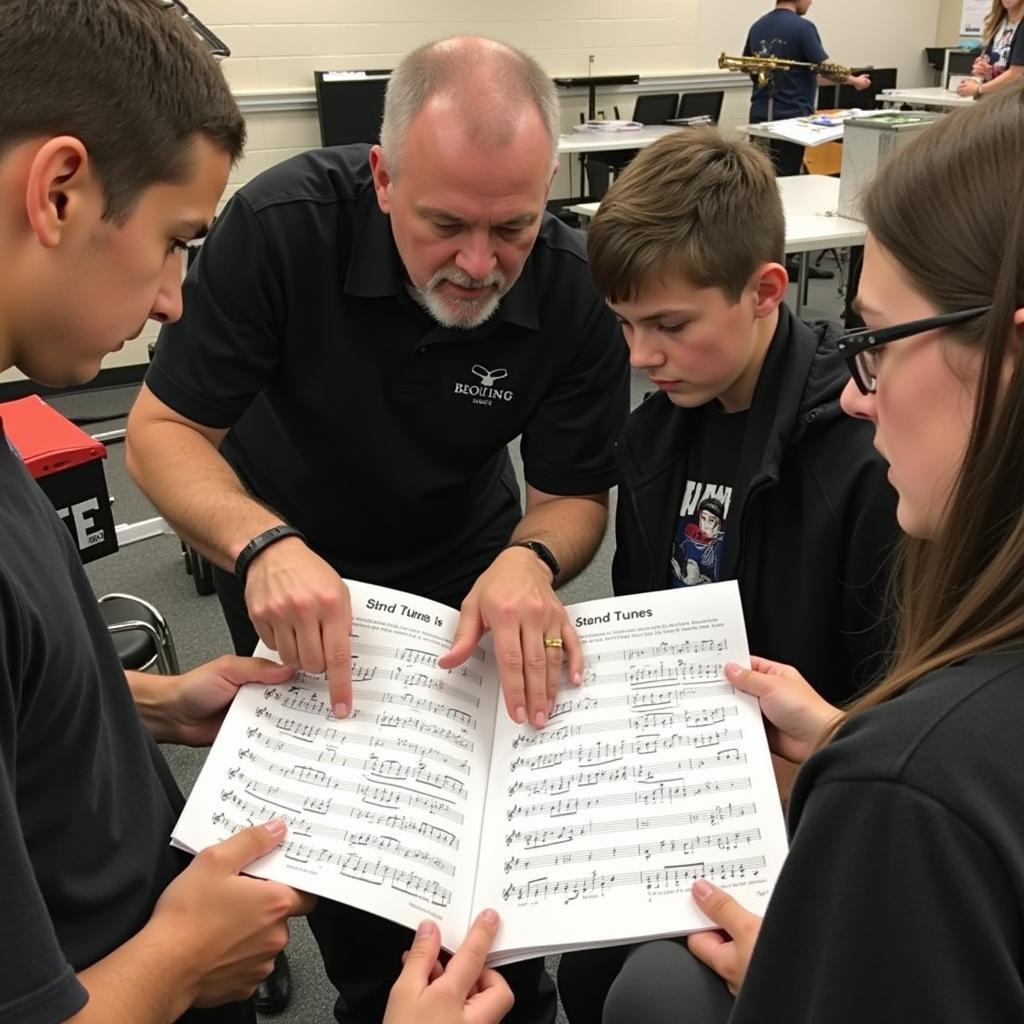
[{"xmin": 589, "ymin": 85, "xmax": 1024, "ymax": 1024}]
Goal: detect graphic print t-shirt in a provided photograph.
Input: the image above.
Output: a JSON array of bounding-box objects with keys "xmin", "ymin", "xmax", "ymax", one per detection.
[
  {"xmin": 669, "ymin": 406, "xmax": 748, "ymax": 588},
  {"xmin": 988, "ymin": 18, "xmax": 1024, "ymax": 75}
]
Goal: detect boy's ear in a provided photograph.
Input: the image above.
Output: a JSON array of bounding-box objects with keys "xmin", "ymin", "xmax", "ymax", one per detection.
[
  {"xmin": 25, "ymin": 136, "xmax": 98, "ymax": 248},
  {"xmin": 750, "ymin": 262, "xmax": 789, "ymax": 318}
]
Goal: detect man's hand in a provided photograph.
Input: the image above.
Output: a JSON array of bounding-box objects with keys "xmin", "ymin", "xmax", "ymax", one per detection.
[
  {"xmin": 438, "ymin": 547, "xmax": 583, "ymax": 728},
  {"xmin": 150, "ymin": 821, "xmax": 316, "ymax": 1007},
  {"xmin": 724, "ymin": 656, "xmax": 841, "ymax": 766},
  {"xmin": 384, "ymin": 911, "xmax": 513, "ymax": 1024},
  {"xmin": 686, "ymin": 880, "xmax": 762, "ymax": 997},
  {"xmin": 849, "ymin": 73, "xmax": 872, "ymax": 91},
  {"xmin": 244, "ymin": 537, "xmax": 354, "ymax": 718}
]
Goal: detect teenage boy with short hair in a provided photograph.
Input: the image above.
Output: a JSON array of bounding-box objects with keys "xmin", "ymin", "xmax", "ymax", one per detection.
[
  {"xmin": 0, "ymin": 3, "xmax": 507, "ymax": 1023},
  {"xmin": 593, "ymin": 128, "xmax": 897, "ymax": 707},
  {"xmin": 557, "ymin": 122, "xmax": 899, "ymax": 1024}
]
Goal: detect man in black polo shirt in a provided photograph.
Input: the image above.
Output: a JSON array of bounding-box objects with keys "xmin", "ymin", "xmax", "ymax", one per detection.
[{"xmin": 127, "ymin": 34, "xmax": 628, "ymax": 1024}]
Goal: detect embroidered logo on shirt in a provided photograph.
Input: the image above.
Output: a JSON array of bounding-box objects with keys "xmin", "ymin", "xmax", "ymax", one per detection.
[{"xmin": 453, "ymin": 365, "xmax": 514, "ymax": 405}]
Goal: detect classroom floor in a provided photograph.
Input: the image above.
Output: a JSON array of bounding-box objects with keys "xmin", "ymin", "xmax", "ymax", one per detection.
[{"xmin": 49, "ymin": 263, "xmax": 848, "ymax": 1023}]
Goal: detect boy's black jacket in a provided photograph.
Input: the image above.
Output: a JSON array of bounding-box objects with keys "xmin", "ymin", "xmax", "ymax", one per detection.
[{"xmin": 613, "ymin": 305, "xmax": 899, "ymax": 704}]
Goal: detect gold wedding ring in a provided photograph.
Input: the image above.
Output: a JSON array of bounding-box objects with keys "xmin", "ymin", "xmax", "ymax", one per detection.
[{"xmin": 543, "ymin": 637, "xmax": 564, "ymax": 648}]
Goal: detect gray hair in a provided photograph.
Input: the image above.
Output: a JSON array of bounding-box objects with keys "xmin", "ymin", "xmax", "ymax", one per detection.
[{"xmin": 379, "ymin": 36, "xmax": 560, "ymax": 174}]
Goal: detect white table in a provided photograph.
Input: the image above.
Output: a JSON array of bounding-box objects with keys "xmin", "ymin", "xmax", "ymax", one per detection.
[
  {"xmin": 742, "ymin": 116, "xmax": 846, "ymax": 148},
  {"xmin": 879, "ymin": 87, "xmax": 973, "ymax": 110},
  {"xmin": 556, "ymin": 124, "xmax": 684, "ymax": 155},
  {"xmin": 569, "ymin": 175, "xmax": 866, "ymax": 315}
]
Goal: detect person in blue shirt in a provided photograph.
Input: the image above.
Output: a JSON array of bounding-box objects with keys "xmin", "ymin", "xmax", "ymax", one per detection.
[{"xmin": 744, "ymin": 1, "xmax": 871, "ymax": 175}]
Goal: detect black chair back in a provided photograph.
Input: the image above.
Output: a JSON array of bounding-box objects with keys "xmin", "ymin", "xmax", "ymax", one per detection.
[
  {"xmin": 676, "ymin": 90, "xmax": 724, "ymax": 123},
  {"xmin": 632, "ymin": 92, "xmax": 679, "ymax": 124}
]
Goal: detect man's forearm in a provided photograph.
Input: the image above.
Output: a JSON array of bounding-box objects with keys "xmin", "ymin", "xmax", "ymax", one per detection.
[
  {"xmin": 126, "ymin": 419, "xmax": 285, "ymax": 571},
  {"xmin": 510, "ymin": 493, "xmax": 609, "ymax": 585}
]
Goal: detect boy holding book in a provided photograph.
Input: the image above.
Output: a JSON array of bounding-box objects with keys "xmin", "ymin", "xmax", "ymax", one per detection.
[
  {"xmin": 558, "ymin": 121, "xmax": 898, "ymax": 1024},
  {"xmin": 557, "ymin": 123, "xmax": 899, "ymax": 1024}
]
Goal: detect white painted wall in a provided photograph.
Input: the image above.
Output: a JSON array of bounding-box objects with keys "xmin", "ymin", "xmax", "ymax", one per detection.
[{"xmin": 1, "ymin": 1, "xmax": 949, "ymax": 383}]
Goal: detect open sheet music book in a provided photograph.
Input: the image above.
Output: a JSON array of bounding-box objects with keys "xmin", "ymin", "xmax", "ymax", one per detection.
[{"xmin": 172, "ymin": 580, "xmax": 788, "ymax": 965}]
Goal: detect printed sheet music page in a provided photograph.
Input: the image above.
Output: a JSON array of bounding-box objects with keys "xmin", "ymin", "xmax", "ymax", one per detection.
[
  {"xmin": 475, "ymin": 582, "xmax": 788, "ymax": 963},
  {"xmin": 172, "ymin": 579, "xmax": 788, "ymax": 964}
]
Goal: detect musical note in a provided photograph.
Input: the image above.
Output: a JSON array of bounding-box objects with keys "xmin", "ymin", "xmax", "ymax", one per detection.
[
  {"xmin": 502, "ymin": 828, "xmax": 761, "ymax": 873},
  {"xmin": 218, "ymin": 788, "xmax": 460, "ymax": 849},
  {"xmin": 214, "ymin": 807, "xmax": 454, "ymax": 905},
  {"xmin": 233, "ymin": 768, "xmax": 465, "ymax": 824},
  {"xmin": 504, "ymin": 803, "xmax": 757, "ymax": 849},
  {"xmin": 500, "ymin": 856, "xmax": 766, "ymax": 904},
  {"xmin": 505, "ymin": 777, "xmax": 752, "ymax": 821}
]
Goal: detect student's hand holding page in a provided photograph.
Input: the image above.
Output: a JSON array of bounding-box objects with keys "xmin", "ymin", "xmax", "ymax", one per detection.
[
  {"xmin": 687, "ymin": 880, "xmax": 763, "ymax": 997},
  {"xmin": 725, "ymin": 656, "xmax": 842, "ymax": 765},
  {"xmin": 141, "ymin": 822, "xmax": 315, "ymax": 1009},
  {"xmin": 384, "ymin": 910, "xmax": 513, "ymax": 1024},
  {"xmin": 130, "ymin": 655, "xmax": 295, "ymax": 747}
]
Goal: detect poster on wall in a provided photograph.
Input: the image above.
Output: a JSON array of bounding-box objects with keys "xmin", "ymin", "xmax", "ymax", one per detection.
[{"xmin": 961, "ymin": 0, "xmax": 989, "ymax": 36}]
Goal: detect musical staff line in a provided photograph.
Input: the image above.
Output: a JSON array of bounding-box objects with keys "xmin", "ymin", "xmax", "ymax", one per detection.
[
  {"xmin": 263, "ymin": 685, "xmax": 479, "ymax": 728},
  {"xmin": 247, "ymin": 726, "xmax": 471, "ymax": 776},
  {"xmin": 219, "ymin": 788, "xmax": 460, "ymax": 849},
  {"xmin": 213, "ymin": 810, "xmax": 453, "ymax": 906},
  {"xmin": 509, "ymin": 730, "xmax": 744, "ymax": 773},
  {"xmin": 503, "ymin": 827, "xmax": 762, "ymax": 873},
  {"xmin": 505, "ymin": 802, "xmax": 758, "ymax": 850},
  {"xmin": 511, "ymin": 707, "xmax": 739, "ymax": 749},
  {"xmin": 506, "ymin": 776, "xmax": 752, "ymax": 820},
  {"xmin": 507, "ymin": 748, "xmax": 746, "ymax": 798},
  {"xmin": 239, "ymin": 748, "xmax": 467, "ymax": 800},
  {"xmin": 501, "ymin": 855, "xmax": 766, "ymax": 904},
  {"xmin": 230, "ymin": 767, "xmax": 466, "ymax": 824},
  {"xmin": 253, "ymin": 706, "xmax": 475, "ymax": 753},
  {"xmin": 549, "ymin": 684, "xmax": 733, "ymax": 720},
  {"xmin": 350, "ymin": 637, "xmax": 485, "ymax": 667}
]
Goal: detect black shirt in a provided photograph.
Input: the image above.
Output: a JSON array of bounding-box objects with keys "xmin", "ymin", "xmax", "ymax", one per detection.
[
  {"xmin": 733, "ymin": 650, "xmax": 1024, "ymax": 1022},
  {"xmin": 669, "ymin": 406, "xmax": 748, "ymax": 588},
  {"xmin": 0, "ymin": 426, "xmax": 251, "ymax": 1024},
  {"xmin": 147, "ymin": 145, "xmax": 629, "ymax": 605}
]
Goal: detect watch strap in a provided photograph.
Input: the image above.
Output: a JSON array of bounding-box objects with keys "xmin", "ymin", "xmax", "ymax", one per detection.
[
  {"xmin": 234, "ymin": 524, "xmax": 305, "ymax": 584},
  {"xmin": 505, "ymin": 539, "xmax": 560, "ymax": 585}
]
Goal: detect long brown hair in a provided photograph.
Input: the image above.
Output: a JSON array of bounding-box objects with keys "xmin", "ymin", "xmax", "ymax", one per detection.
[
  {"xmin": 983, "ymin": 0, "xmax": 1024, "ymax": 47},
  {"xmin": 826, "ymin": 86, "xmax": 1024, "ymax": 739}
]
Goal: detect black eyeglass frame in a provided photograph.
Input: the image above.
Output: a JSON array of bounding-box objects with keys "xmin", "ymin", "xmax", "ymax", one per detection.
[
  {"xmin": 163, "ymin": 0, "xmax": 231, "ymax": 59},
  {"xmin": 837, "ymin": 305, "xmax": 992, "ymax": 394}
]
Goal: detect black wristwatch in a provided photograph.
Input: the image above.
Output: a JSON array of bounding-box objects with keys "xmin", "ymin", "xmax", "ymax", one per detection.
[
  {"xmin": 505, "ymin": 540, "xmax": 560, "ymax": 585},
  {"xmin": 234, "ymin": 524, "xmax": 306, "ymax": 584}
]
